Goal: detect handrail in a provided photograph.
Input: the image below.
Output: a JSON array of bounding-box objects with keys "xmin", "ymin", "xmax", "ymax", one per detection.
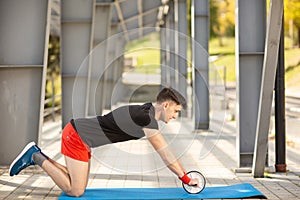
[
  {"xmin": 43, "ymin": 75, "xmax": 61, "ymax": 121},
  {"xmin": 43, "ymin": 93, "xmax": 61, "ymax": 121}
]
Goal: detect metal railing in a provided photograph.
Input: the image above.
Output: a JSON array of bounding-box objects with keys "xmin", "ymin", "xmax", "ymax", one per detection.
[
  {"xmin": 44, "ymin": 94, "xmax": 61, "ymax": 121},
  {"xmin": 43, "ymin": 76, "xmax": 61, "ymax": 121}
]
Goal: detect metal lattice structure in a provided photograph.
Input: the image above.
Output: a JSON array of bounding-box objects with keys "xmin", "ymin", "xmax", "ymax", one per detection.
[{"xmin": 0, "ymin": 0, "xmax": 284, "ymax": 178}]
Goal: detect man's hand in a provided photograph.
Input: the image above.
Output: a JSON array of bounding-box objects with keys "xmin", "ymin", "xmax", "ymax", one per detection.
[
  {"xmin": 188, "ymin": 178, "xmax": 200, "ymax": 187},
  {"xmin": 182, "ymin": 171, "xmax": 206, "ymax": 194}
]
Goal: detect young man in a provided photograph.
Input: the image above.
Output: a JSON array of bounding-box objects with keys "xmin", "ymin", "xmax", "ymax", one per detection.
[{"xmin": 9, "ymin": 87, "xmax": 199, "ymax": 197}]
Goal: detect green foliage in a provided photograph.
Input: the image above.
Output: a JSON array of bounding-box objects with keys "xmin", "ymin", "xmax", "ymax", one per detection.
[
  {"xmin": 210, "ymin": 0, "xmax": 235, "ymax": 40},
  {"xmin": 45, "ymin": 35, "xmax": 61, "ymax": 108},
  {"xmin": 45, "ymin": 75, "xmax": 61, "ymax": 108},
  {"xmin": 210, "ymin": 0, "xmax": 219, "ymax": 38},
  {"xmin": 283, "ymin": 0, "xmax": 300, "ymax": 47},
  {"xmin": 186, "ymin": 0, "xmax": 192, "ymax": 37},
  {"xmin": 47, "ymin": 35, "xmax": 60, "ymax": 75},
  {"xmin": 285, "ymin": 0, "xmax": 300, "ymax": 28}
]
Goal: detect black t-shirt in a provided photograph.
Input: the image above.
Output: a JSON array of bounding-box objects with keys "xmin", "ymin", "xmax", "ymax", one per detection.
[{"xmin": 70, "ymin": 103, "xmax": 158, "ymax": 148}]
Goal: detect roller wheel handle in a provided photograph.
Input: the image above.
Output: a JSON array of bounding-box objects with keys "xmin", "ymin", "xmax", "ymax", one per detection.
[{"xmin": 182, "ymin": 171, "xmax": 206, "ymax": 194}]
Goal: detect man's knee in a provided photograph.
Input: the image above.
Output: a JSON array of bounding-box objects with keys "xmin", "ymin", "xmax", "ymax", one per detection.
[{"xmin": 66, "ymin": 188, "xmax": 85, "ymax": 197}]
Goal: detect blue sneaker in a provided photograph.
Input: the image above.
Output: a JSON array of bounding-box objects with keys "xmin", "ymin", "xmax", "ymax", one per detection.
[{"xmin": 9, "ymin": 141, "xmax": 41, "ymax": 176}]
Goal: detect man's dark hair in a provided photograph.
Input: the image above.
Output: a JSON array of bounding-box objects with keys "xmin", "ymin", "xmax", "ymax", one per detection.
[{"xmin": 156, "ymin": 87, "xmax": 187, "ymax": 109}]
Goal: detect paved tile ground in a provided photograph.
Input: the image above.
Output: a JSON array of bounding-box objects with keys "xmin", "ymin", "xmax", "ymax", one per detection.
[{"xmin": 0, "ymin": 116, "xmax": 299, "ymax": 199}]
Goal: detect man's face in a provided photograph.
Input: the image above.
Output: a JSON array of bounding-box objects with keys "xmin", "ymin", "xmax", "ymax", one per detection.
[{"xmin": 162, "ymin": 101, "xmax": 182, "ymax": 123}]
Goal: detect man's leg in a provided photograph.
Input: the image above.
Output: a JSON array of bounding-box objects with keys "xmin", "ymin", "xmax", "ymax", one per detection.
[
  {"xmin": 48, "ymin": 157, "xmax": 91, "ymax": 188},
  {"xmin": 37, "ymin": 154, "xmax": 90, "ymax": 197},
  {"xmin": 9, "ymin": 142, "xmax": 90, "ymax": 197},
  {"xmin": 48, "ymin": 158, "xmax": 69, "ymax": 174}
]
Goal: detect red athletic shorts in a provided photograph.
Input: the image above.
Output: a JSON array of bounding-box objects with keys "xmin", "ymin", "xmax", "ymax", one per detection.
[{"xmin": 61, "ymin": 122, "xmax": 91, "ymax": 162}]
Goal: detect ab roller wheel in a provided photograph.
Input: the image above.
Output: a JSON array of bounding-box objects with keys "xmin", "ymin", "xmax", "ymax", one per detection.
[{"xmin": 182, "ymin": 171, "xmax": 206, "ymax": 194}]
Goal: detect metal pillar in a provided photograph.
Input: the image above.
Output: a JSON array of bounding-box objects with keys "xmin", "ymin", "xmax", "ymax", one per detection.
[
  {"xmin": 192, "ymin": 0, "xmax": 209, "ymax": 129},
  {"xmin": 173, "ymin": 0, "xmax": 179, "ymax": 91},
  {"xmin": 235, "ymin": 0, "xmax": 266, "ymax": 167},
  {"xmin": 274, "ymin": 15, "xmax": 286, "ymax": 172},
  {"xmin": 61, "ymin": 0, "xmax": 94, "ymax": 126},
  {"xmin": 167, "ymin": 0, "xmax": 177, "ymax": 89},
  {"xmin": 165, "ymin": 15, "xmax": 171, "ymax": 87},
  {"xmin": 177, "ymin": 0, "xmax": 188, "ymax": 116},
  {"xmin": 111, "ymin": 33, "xmax": 125, "ymax": 106},
  {"xmin": 0, "ymin": 0, "xmax": 51, "ymax": 165},
  {"xmin": 103, "ymin": 24, "xmax": 119, "ymax": 109},
  {"xmin": 87, "ymin": 2, "xmax": 112, "ymax": 116},
  {"xmin": 253, "ymin": 0, "xmax": 283, "ymax": 177},
  {"xmin": 160, "ymin": 24, "xmax": 168, "ymax": 87}
]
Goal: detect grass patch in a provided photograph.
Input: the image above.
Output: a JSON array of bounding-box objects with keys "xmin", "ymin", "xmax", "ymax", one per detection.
[
  {"xmin": 125, "ymin": 33, "xmax": 160, "ymax": 73},
  {"xmin": 283, "ymin": 43, "xmax": 300, "ymax": 87},
  {"xmin": 210, "ymin": 37, "xmax": 235, "ymax": 55},
  {"xmin": 125, "ymin": 35, "xmax": 300, "ymax": 87},
  {"xmin": 285, "ymin": 48, "xmax": 300, "ymax": 70},
  {"xmin": 210, "ymin": 37, "xmax": 300, "ymax": 86},
  {"xmin": 212, "ymin": 53, "xmax": 236, "ymax": 82},
  {"xmin": 133, "ymin": 49, "xmax": 160, "ymax": 67},
  {"xmin": 210, "ymin": 37, "xmax": 236, "ymax": 82},
  {"xmin": 125, "ymin": 33, "xmax": 160, "ymax": 51},
  {"xmin": 285, "ymin": 61, "xmax": 300, "ymax": 88}
]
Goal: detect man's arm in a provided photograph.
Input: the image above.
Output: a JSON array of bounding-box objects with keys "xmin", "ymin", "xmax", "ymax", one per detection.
[
  {"xmin": 143, "ymin": 128, "xmax": 200, "ymax": 186},
  {"xmin": 143, "ymin": 128, "xmax": 186, "ymax": 178}
]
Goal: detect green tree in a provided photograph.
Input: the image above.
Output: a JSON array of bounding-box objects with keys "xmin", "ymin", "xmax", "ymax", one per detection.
[
  {"xmin": 210, "ymin": 0, "xmax": 235, "ymax": 46},
  {"xmin": 210, "ymin": 0, "xmax": 219, "ymax": 38},
  {"xmin": 285, "ymin": 0, "xmax": 300, "ymax": 47}
]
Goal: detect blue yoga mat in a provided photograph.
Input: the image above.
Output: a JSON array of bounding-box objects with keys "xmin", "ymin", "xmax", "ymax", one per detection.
[{"xmin": 58, "ymin": 183, "xmax": 266, "ymax": 199}]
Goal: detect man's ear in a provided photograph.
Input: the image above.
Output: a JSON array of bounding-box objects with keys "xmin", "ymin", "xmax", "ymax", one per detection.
[{"xmin": 162, "ymin": 101, "xmax": 169, "ymax": 109}]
